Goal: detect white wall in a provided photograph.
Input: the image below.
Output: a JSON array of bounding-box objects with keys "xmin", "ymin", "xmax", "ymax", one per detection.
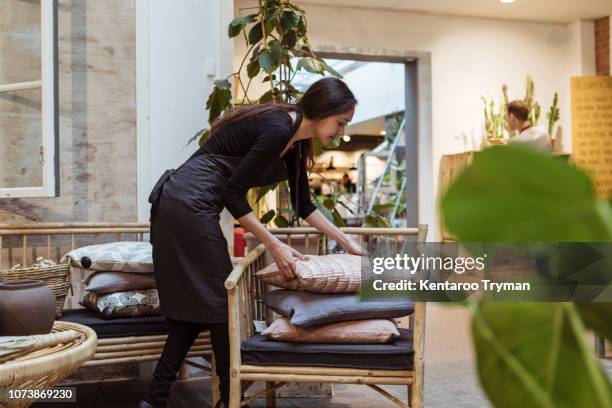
[
  {"xmin": 137, "ymin": 0, "xmax": 235, "ymax": 243},
  {"xmin": 340, "ymin": 62, "xmax": 405, "ymax": 125},
  {"xmin": 234, "ymin": 0, "xmax": 596, "ymax": 237}
]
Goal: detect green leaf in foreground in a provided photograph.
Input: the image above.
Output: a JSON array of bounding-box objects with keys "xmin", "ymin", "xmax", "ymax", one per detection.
[
  {"xmin": 472, "ymin": 302, "xmax": 612, "ymax": 408},
  {"xmin": 441, "ymin": 145, "xmax": 612, "ymax": 242},
  {"xmin": 575, "ymin": 302, "xmax": 612, "ymax": 341}
]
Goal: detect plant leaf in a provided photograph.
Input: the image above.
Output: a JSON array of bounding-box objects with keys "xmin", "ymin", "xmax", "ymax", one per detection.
[
  {"xmin": 248, "ymin": 24, "xmax": 263, "ymax": 45},
  {"xmin": 269, "ymin": 42, "xmax": 283, "ymax": 66},
  {"xmin": 322, "ymin": 60, "xmax": 343, "ymax": 78},
  {"xmin": 274, "ymin": 215, "xmax": 290, "ymax": 228},
  {"xmin": 575, "ymin": 303, "xmax": 612, "ymax": 341},
  {"xmin": 205, "ymin": 86, "xmax": 232, "ymax": 124},
  {"xmin": 228, "ymin": 14, "xmax": 257, "ymax": 38},
  {"xmin": 281, "ymin": 10, "xmax": 300, "ymax": 31},
  {"xmin": 259, "ymin": 90, "xmax": 274, "ymax": 103},
  {"xmin": 335, "ymin": 199, "xmax": 355, "ymax": 215},
  {"xmin": 186, "ymin": 128, "xmax": 207, "ymax": 148},
  {"xmin": 281, "ymin": 30, "xmax": 298, "ymax": 49},
  {"xmin": 472, "ymin": 302, "xmax": 612, "ymax": 408},
  {"xmin": 441, "ymin": 145, "xmax": 612, "ymax": 242},
  {"xmin": 297, "ymin": 57, "xmax": 326, "ymax": 74},
  {"xmin": 331, "ymin": 208, "xmax": 347, "ymax": 227},
  {"xmin": 247, "ymin": 58, "xmax": 260, "ymax": 79},
  {"xmin": 259, "ymin": 209, "xmax": 275, "ymax": 224},
  {"xmin": 373, "ymin": 203, "xmax": 395, "ymax": 213},
  {"xmin": 258, "ymin": 49, "xmax": 275, "ymax": 73},
  {"xmin": 198, "ymin": 129, "xmax": 211, "ymax": 146},
  {"xmin": 264, "ymin": 18, "xmax": 274, "ymax": 36},
  {"xmin": 323, "ymin": 198, "xmax": 335, "ymax": 210},
  {"xmin": 323, "ymin": 136, "xmax": 341, "ymax": 150}
]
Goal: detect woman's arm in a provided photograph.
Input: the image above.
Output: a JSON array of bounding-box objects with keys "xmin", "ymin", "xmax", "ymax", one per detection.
[
  {"xmin": 304, "ymin": 209, "xmax": 365, "ymax": 255},
  {"xmin": 238, "ymin": 212, "xmax": 308, "ymax": 279}
]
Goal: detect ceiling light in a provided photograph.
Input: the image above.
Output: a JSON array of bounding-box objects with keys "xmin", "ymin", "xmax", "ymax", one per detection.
[
  {"xmin": 379, "ymin": 130, "xmax": 386, "ymax": 136},
  {"xmin": 342, "ymin": 135, "xmax": 351, "ymax": 142},
  {"xmin": 499, "ymin": 0, "xmax": 515, "ymax": 3}
]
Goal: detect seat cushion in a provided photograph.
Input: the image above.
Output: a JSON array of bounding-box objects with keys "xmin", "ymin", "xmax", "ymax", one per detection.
[
  {"xmin": 241, "ymin": 328, "xmax": 413, "ymax": 370},
  {"xmin": 59, "ymin": 308, "xmax": 170, "ymax": 338}
]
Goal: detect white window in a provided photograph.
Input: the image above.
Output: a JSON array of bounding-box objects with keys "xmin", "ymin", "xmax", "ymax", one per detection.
[{"xmin": 0, "ymin": 0, "xmax": 57, "ymax": 198}]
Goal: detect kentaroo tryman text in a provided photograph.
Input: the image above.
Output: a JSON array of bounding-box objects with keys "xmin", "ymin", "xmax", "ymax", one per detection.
[{"xmin": 372, "ymin": 280, "xmax": 530, "ymax": 292}]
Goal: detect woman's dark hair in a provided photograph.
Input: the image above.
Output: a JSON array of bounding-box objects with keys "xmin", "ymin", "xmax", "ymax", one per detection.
[{"xmin": 210, "ymin": 77, "xmax": 357, "ymax": 169}]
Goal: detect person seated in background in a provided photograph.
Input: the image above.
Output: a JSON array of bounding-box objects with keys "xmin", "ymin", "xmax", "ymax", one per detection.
[
  {"xmin": 342, "ymin": 173, "xmax": 356, "ymax": 193},
  {"xmin": 506, "ymin": 100, "xmax": 551, "ymax": 152}
]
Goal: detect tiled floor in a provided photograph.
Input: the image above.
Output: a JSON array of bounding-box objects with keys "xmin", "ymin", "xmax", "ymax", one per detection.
[{"xmin": 33, "ymin": 303, "xmax": 611, "ymax": 408}]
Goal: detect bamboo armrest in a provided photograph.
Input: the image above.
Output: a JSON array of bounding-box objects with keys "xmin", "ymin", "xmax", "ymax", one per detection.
[{"xmin": 225, "ymin": 243, "xmax": 266, "ymax": 290}]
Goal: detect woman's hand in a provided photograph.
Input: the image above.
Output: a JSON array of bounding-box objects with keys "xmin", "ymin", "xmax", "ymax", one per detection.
[{"xmin": 268, "ymin": 241, "xmax": 309, "ymax": 279}]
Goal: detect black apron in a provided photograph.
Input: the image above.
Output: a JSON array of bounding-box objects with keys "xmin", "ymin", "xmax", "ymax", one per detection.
[{"xmin": 148, "ymin": 151, "xmax": 289, "ymax": 324}]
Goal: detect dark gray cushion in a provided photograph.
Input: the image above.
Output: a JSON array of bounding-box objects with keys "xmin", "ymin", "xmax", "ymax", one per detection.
[
  {"xmin": 263, "ymin": 289, "xmax": 414, "ymax": 327},
  {"xmin": 59, "ymin": 309, "xmax": 170, "ymax": 338},
  {"xmin": 241, "ymin": 328, "xmax": 413, "ymax": 370}
]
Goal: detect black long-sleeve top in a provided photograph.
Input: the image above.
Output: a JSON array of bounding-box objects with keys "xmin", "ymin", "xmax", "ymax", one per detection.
[{"xmin": 200, "ymin": 109, "xmax": 317, "ymax": 220}]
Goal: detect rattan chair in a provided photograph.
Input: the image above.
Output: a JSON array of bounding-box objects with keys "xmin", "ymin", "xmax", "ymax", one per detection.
[
  {"xmin": 0, "ymin": 224, "xmax": 218, "ymax": 402},
  {"xmin": 225, "ymin": 226, "xmax": 428, "ymax": 408}
]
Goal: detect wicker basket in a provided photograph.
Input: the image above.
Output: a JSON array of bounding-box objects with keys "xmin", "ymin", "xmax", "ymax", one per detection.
[{"xmin": 0, "ymin": 264, "xmax": 72, "ymax": 318}]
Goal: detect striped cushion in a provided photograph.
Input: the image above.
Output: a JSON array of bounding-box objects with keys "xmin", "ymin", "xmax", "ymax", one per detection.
[{"xmin": 255, "ymin": 254, "xmax": 362, "ymax": 293}]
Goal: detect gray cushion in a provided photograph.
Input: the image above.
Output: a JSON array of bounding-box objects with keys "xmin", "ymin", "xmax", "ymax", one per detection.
[{"xmin": 263, "ymin": 289, "xmax": 414, "ymax": 328}]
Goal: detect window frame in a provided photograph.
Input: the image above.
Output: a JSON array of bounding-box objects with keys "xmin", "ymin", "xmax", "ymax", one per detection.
[{"xmin": 0, "ymin": 0, "xmax": 57, "ymax": 198}]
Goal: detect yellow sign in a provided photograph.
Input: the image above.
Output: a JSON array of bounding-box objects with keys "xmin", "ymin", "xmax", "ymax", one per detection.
[{"xmin": 571, "ymin": 76, "xmax": 612, "ymax": 198}]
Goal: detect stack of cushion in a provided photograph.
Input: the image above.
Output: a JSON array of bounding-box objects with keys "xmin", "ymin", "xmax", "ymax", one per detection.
[
  {"xmin": 62, "ymin": 242, "xmax": 159, "ymax": 319},
  {"xmin": 255, "ymin": 254, "xmax": 414, "ymax": 345}
]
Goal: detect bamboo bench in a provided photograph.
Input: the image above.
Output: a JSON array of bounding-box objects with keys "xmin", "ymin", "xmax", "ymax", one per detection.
[
  {"xmin": 225, "ymin": 226, "xmax": 428, "ymax": 408},
  {"xmin": 0, "ymin": 223, "xmax": 220, "ymax": 402}
]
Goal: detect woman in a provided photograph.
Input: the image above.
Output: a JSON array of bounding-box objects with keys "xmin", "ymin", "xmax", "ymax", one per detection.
[{"xmin": 140, "ymin": 77, "xmax": 362, "ymax": 408}]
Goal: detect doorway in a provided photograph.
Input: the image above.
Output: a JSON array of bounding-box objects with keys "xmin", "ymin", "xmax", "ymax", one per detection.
[{"xmin": 295, "ymin": 48, "xmax": 431, "ymax": 230}]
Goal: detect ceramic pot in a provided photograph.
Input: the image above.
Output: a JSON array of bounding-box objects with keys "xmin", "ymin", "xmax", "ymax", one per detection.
[{"xmin": 0, "ymin": 280, "xmax": 56, "ymax": 336}]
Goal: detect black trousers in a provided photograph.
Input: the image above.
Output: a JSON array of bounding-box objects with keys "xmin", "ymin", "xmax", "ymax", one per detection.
[{"xmin": 142, "ymin": 318, "xmax": 230, "ymax": 407}]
